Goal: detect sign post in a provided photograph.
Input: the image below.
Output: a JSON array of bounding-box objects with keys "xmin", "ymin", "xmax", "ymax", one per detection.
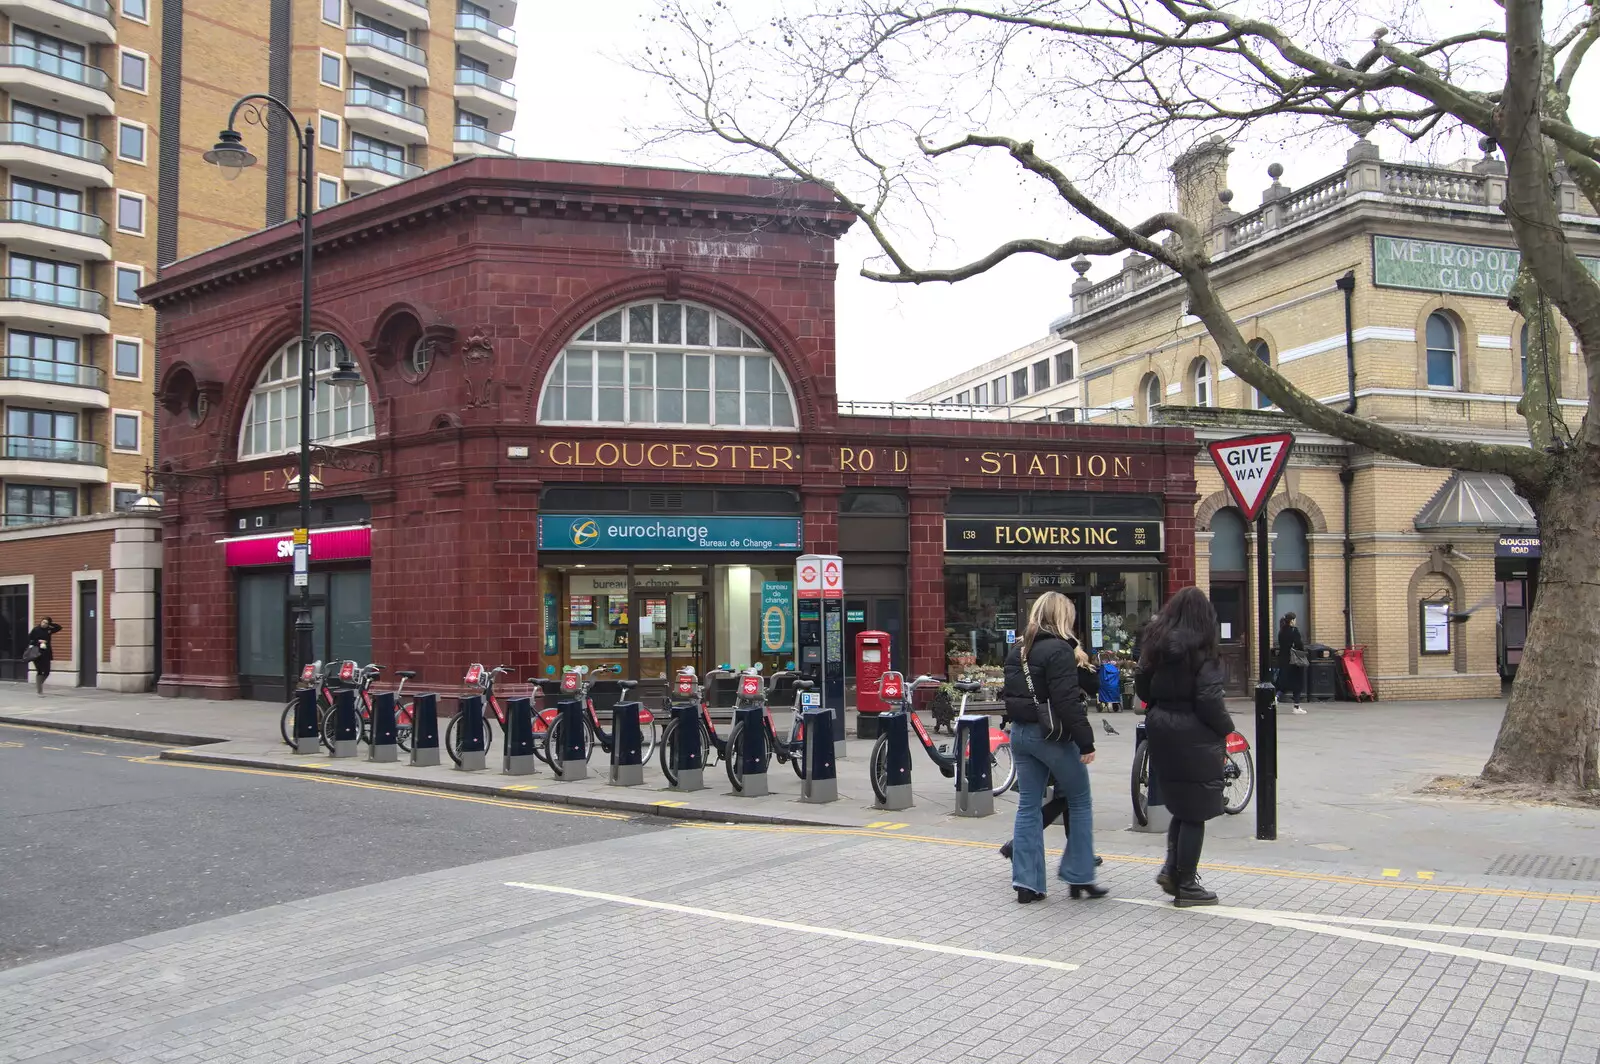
[{"xmin": 1207, "ymin": 431, "xmax": 1294, "ymax": 841}]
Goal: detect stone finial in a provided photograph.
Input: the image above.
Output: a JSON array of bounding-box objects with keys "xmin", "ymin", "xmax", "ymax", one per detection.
[
  {"xmin": 1472, "ymin": 135, "xmax": 1505, "ymax": 176},
  {"xmin": 1070, "ymin": 256, "xmax": 1094, "ymax": 296},
  {"xmin": 1070, "ymin": 255, "xmax": 1092, "ymax": 276},
  {"xmin": 1216, "ymin": 188, "xmax": 1239, "ymax": 225},
  {"xmin": 1262, "ymin": 162, "xmax": 1290, "ymax": 203},
  {"xmin": 1267, "ymin": 162, "xmax": 1284, "ymax": 181}
]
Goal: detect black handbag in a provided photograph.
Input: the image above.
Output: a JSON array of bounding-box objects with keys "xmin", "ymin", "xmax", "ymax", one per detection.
[
  {"xmin": 22, "ymin": 645, "xmax": 40, "ymax": 663},
  {"xmin": 1018, "ymin": 640, "xmax": 1066, "ymax": 742}
]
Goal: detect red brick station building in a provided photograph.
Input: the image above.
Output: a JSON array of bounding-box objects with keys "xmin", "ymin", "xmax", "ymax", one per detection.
[{"xmin": 146, "ymin": 158, "xmax": 1197, "ymax": 702}]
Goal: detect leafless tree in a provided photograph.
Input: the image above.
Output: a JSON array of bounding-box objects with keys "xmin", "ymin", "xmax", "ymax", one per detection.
[{"xmin": 639, "ymin": 0, "xmax": 1600, "ymax": 797}]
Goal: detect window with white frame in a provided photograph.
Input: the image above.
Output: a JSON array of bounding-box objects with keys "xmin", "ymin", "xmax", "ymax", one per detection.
[
  {"xmin": 117, "ymin": 122, "xmax": 146, "ymax": 163},
  {"xmin": 112, "ymin": 411, "xmax": 140, "ymax": 452},
  {"xmin": 1054, "ymin": 349, "xmax": 1074, "ymax": 383},
  {"xmin": 319, "ymin": 114, "xmax": 341, "ymax": 151},
  {"xmin": 319, "ymin": 52, "xmax": 342, "ymax": 88},
  {"xmin": 122, "ymin": 0, "xmax": 149, "ymax": 21},
  {"xmin": 1141, "ymin": 372, "xmax": 1162, "ymax": 423},
  {"xmin": 238, "ymin": 336, "xmax": 373, "ymax": 459},
  {"xmin": 321, "ymin": 0, "xmax": 342, "ymax": 25},
  {"xmin": 116, "ymin": 192, "xmax": 145, "ymax": 234},
  {"xmin": 317, "ymin": 176, "xmax": 340, "ymax": 209},
  {"xmin": 974, "ymin": 382, "xmax": 989, "ymax": 405},
  {"xmin": 1192, "ymin": 357, "xmax": 1212, "ymax": 407},
  {"xmin": 1031, "ymin": 359, "xmax": 1050, "ymax": 393},
  {"xmin": 113, "ymin": 338, "xmax": 141, "ymax": 379},
  {"xmin": 119, "ymin": 49, "xmax": 148, "ymax": 92},
  {"xmin": 992, "ymin": 376, "xmax": 1008, "ymax": 404},
  {"xmin": 115, "ymin": 265, "xmax": 142, "ymax": 305},
  {"xmin": 1426, "ymin": 312, "xmax": 1459, "ymax": 389},
  {"xmin": 538, "ymin": 301, "xmax": 796, "ymax": 428}
]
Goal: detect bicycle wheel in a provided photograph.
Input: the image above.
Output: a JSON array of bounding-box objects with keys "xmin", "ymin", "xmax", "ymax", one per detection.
[
  {"xmin": 725, "ymin": 721, "xmax": 771, "ymax": 792},
  {"xmin": 445, "ymin": 715, "xmax": 492, "ymax": 766},
  {"xmin": 1131, "ymin": 740, "xmax": 1151, "ymax": 827},
  {"xmin": 659, "ymin": 720, "xmax": 681, "ymax": 787},
  {"xmin": 546, "ymin": 716, "xmax": 587, "ymax": 776},
  {"xmin": 640, "ymin": 721, "xmax": 659, "ymax": 765},
  {"xmin": 868, "ymin": 736, "xmax": 889, "ymax": 804},
  {"xmin": 1223, "ymin": 749, "xmax": 1255, "ymax": 815},
  {"xmin": 989, "ymin": 742, "xmax": 1018, "ymax": 797},
  {"xmin": 788, "ymin": 740, "xmax": 807, "ymax": 780},
  {"xmin": 319, "ymin": 705, "xmax": 337, "ymax": 753},
  {"xmin": 279, "ymin": 701, "xmax": 296, "ymax": 749}
]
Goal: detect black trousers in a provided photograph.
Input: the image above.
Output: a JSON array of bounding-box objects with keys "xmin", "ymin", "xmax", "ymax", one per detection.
[{"xmin": 1166, "ymin": 817, "xmax": 1206, "ymax": 882}]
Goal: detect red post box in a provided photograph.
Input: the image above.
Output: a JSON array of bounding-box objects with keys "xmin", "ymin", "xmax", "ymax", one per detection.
[{"xmin": 856, "ymin": 631, "xmax": 892, "ymax": 716}]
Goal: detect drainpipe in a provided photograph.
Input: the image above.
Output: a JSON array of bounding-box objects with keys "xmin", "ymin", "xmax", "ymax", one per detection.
[
  {"xmin": 1340, "ymin": 463, "xmax": 1355, "ymax": 648},
  {"xmin": 1336, "ymin": 271, "xmax": 1357, "ymax": 414}
]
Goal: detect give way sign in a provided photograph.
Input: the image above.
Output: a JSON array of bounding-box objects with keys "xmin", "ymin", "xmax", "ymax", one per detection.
[{"xmin": 1207, "ymin": 432, "xmax": 1295, "ymax": 520}]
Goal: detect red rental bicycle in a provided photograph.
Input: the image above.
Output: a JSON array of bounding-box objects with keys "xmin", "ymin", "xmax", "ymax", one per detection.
[
  {"xmin": 445, "ymin": 663, "xmax": 514, "ymax": 765},
  {"xmin": 658, "ymin": 666, "xmax": 734, "ymax": 786},
  {"xmin": 538, "ymin": 665, "xmax": 657, "ymax": 770},
  {"xmin": 280, "ymin": 660, "xmax": 415, "ymax": 752},
  {"xmin": 867, "ymin": 673, "xmax": 1017, "ymax": 802}
]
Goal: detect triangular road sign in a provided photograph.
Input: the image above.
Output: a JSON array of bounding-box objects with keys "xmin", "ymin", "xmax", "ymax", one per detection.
[{"xmin": 1207, "ymin": 432, "xmax": 1295, "ymax": 520}]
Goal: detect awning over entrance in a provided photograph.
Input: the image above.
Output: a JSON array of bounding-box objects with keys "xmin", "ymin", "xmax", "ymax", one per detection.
[{"xmin": 1414, "ymin": 472, "xmax": 1536, "ymax": 533}]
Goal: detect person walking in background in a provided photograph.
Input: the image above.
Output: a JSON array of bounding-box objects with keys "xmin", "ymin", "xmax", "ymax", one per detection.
[
  {"xmin": 24, "ymin": 616, "xmax": 62, "ymax": 696},
  {"xmin": 1276, "ymin": 612, "xmax": 1307, "ymax": 714},
  {"xmin": 1002, "ymin": 591, "xmax": 1105, "ymax": 904},
  {"xmin": 1137, "ymin": 588, "xmax": 1235, "ymax": 907}
]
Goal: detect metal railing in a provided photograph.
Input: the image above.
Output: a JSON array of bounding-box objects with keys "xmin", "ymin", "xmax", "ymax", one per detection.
[
  {"xmin": 347, "ymin": 27, "xmax": 427, "ymax": 66},
  {"xmin": 455, "ymin": 67, "xmax": 515, "ymax": 98},
  {"xmin": 344, "ymin": 148, "xmax": 422, "ymax": 178},
  {"xmin": 346, "ymin": 88, "xmax": 425, "ymax": 124},
  {"xmin": 0, "ymin": 45, "xmax": 110, "ymax": 90},
  {"xmin": 2, "ymin": 357, "xmax": 106, "ymax": 389},
  {"xmin": 453, "ymin": 124, "xmax": 513, "ymax": 152},
  {"xmin": 1, "ymin": 435, "xmax": 105, "ymax": 464},
  {"xmin": 839, "ymin": 400, "xmax": 1136, "ymax": 424},
  {"xmin": 456, "ymin": 12, "xmax": 516, "ymax": 44},
  {"xmin": 53, "ymin": 0, "xmax": 113, "ymax": 16},
  {"xmin": 2, "ymin": 276, "xmax": 108, "ymax": 313},
  {"xmin": 0, "ymin": 122, "xmax": 108, "ymax": 164},
  {"xmin": 0, "ymin": 199, "xmax": 108, "ymax": 239}
]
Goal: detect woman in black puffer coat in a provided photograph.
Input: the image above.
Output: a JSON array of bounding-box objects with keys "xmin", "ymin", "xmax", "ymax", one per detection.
[{"xmin": 1136, "ymin": 587, "xmax": 1235, "ymax": 908}]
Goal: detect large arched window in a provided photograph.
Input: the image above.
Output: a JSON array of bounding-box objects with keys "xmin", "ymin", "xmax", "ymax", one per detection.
[
  {"xmin": 1209, "ymin": 507, "xmax": 1248, "ymax": 663},
  {"xmin": 1425, "ymin": 312, "xmax": 1459, "ymax": 389},
  {"xmin": 1191, "ymin": 357, "xmax": 1213, "ymax": 407},
  {"xmin": 538, "ymin": 300, "xmax": 796, "ymax": 428},
  {"xmin": 238, "ymin": 335, "xmax": 373, "ymax": 459},
  {"xmin": 1272, "ymin": 510, "xmax": 1310, "ymax": 639},
  {"xmin": 1139, "ymin": 371, "xmax": 1162, "ymax": 423}
]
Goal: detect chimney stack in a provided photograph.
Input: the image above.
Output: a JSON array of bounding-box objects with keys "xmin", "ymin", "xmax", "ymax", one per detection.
[{"xmin": 1170, "ymin": 136, "xmax": 1233, "ymax": 232}]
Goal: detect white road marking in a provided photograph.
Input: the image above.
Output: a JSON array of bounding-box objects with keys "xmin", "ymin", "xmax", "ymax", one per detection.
[
  {"xmin": 1118, "ymin": 899, "xmax": 1600, "ymax": 985},
  {"xmin": 506, "ymin": 881, "xmax": 1079, "ymax": 972}
]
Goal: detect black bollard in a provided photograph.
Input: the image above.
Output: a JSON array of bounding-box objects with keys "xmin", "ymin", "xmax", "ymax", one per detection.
[
  {"xmin": 875, "ymin": 709, "xmax": 913, "ymax": 810},
  {"xmin": 608, "ymin": 702, "xmax": 644, "ymax": 786},
  {"xmin": 503, "ymin": 696, "xmax": 537, "ymax": 776},
  {"xmin": 455, "ymin": 694, "xmax": 487, "ymax": 771},
  {"xmin": 329, "ymin": 689, "xmax": 359, "ymax": 759},
  {"xmin": 410, "ymin": 692, "xmax": 440, "ymax": 767},
  {"xmin": 800, "ymin": 707, "xmax": 837, "ymax": 803},
  {"xmin": 668, "ymin": 702, "xmax": 704, "ymax": 791},
  {"xmin": 954, "ymin": 715, "xmax": 993, "ymax": 817},
  {"xmin": 552, "ymin": 698, "xmax": 588, "ymax": 780},
  {"xmin": 292, "ymin": 686, "xmax": 320, "ymax": 754},
  {"xmin": 732, "ymin": 705, "xmax": 768, "ymax": 797},
  {"xmin": 369, "ymin": 691, "xmax": 398, "ymax": 763},
  {"xmin": 1255, "ymin": 681, "xmax": 1277, "ymax": 840}
]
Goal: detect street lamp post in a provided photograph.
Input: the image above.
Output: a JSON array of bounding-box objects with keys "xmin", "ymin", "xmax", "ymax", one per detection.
[{"xmin": 205, "ymin": 95, "xmax": 362, "ymax": 701}]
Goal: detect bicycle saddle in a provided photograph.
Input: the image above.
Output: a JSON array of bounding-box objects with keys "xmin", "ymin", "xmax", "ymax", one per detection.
[
  {"xmin": 395, "ymin": 670, "xmax": 417, "ymax": 680},
  {"xmin": 534, "ymin": 678, "xmax": 564, "ymax": 694},
  {"xmin": 792, "ymin": 679, "xmax": 816, "ymax": 690},
  {"xmin": 953, "ymin": 680, "xmax": 982, "ymax": 693},
  {"xmin": 617, "ymin": 679, "xmax": 637, "ymax": 690}
]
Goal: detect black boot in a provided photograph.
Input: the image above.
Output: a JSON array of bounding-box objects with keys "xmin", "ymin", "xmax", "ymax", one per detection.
[
  {"xmin": 1173, "ymin": 876, "xmax": 1218, "ymax": 907},
  {"xmin": 1015, "ymin": 886, "xmax": 1045, "ymax": 904},
  {"xmin": 1156, "ymin": 836, "xmax": 1178, "ymax": 897},
  {"xmin": 999, "ymin": 839, "xmax": 1013, "ymax": 860}
]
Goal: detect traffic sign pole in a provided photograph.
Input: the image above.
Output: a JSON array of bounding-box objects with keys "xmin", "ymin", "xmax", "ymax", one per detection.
[{"xmin": 1206, "ymin": 432, "xmax": 1294, "ymax": 843}]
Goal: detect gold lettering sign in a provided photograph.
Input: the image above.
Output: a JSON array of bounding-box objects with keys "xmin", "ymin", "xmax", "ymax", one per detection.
[
  {"xmin": 951, "ymin": 450, "xmax": 1136, "ymax": 479},
  {"xmin": 541, "ymin": 440, "xmax": 800, "ymax": 472},
  {"xmin": 837, "ymin": 446, "xmax": 909, "ymax": 473},
  {"xmin": 944, "ymin": 517, "xmax": 1163, "ymax": 554},
  {"xmin": 266, "ymin": 463, "xmax": 326, "ymax": 491}
]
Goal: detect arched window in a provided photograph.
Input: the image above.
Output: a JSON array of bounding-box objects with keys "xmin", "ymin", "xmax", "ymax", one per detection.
[
  {"xmin": 1191, "ymin": 357, "xmax": 1212, "ymax": 407},
  {"xmin": 238, "ymin": 335, "xmax": 372, "ymax": 459},
  {"xmin": 1139, "ymin": 372, "xmax": 1162, "ymax": 423},
  {"xmin": 1210, "ymin": 508, "xmax": 1247, "ymax": 572},
  {"xmin": 1272, "ymin": 510, "xmax": 1309, "ymax": 639},
  {"xmin": 1425, "ymin": 312, "xmax": 1458, "ymax": 389},
  {"xmin": 538, "ymin": 300, "xmax": 796, "ymax": 428},
  {"xmin": 1208, "ymin": 507, "xmax": 1248, "ymax": 659},
  {"xmin": 1251, "ymin": 340, "xmax": 1273, "ymax": 408}
]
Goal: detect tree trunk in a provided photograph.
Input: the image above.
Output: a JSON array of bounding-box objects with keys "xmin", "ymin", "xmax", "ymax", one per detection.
[{"xmin": 1482, "ymin": 451, "xmax": 1600, "ymax": 791}]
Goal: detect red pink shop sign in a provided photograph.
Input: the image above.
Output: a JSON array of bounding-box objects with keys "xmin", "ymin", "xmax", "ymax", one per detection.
[{"xmin": 223, "ymin": 526, "xmax": 372, "ymax": 567}]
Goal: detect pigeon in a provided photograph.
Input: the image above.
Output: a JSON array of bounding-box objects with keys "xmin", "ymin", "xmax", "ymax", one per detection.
[{"xmin": 1101, "ymin": 719, "xmax": 1119, "ymax": 736}]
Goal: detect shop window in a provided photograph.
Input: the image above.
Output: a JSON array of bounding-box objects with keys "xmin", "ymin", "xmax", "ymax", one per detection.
[
  {"xmin": 1425, "ymin": 313, "xmax": 1459, "ymax": 389},
  {"xmin": 1027, "ymin": 494, "xmax": 1093, "ymax": 517},
  {"xmin": 238, "ymin": 335, "xmax": 373, "ymax": 459},
  {"xmin": 841, "ymin": 490, "xmax": 907, "ymax": 514},
  {"xmin": 714, "ymin": 488, "xmax": 799, "ymax": 513},
  {"xmin": 1191, "ymin": 357, "xmax": 1212, "ymax": 407},
  {"xmin": 539, "ymin": 301, "xmax": 796, "ymax": 429},
  {"xmin": 1272, "ymin": 510, "xmax": 1309, "ymax": 640},
  {"xmin": 236, "ymin": 571, "xmax": 287, "ymax": 678},
  {"xmin": 949, "ymin": 491, "xmax": 1023, "ymax": 515}
]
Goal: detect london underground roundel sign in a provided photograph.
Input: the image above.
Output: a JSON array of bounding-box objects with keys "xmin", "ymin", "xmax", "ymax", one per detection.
[{"xmin": 1207, "ymin": 432, "xmax": 1295, "ymax": 521}]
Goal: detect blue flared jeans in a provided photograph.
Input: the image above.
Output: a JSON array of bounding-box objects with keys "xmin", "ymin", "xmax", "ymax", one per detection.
[{"xmin": 1009, "ymin": 722, "xmax": 1096, "ymax": 893}]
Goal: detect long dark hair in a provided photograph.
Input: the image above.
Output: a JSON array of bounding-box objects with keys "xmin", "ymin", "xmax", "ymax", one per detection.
[{"xmin": 1139, "ymin": 587, "xmax": 1220, "ymax": 673}]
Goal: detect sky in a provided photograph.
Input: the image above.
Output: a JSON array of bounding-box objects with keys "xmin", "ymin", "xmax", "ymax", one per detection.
[{"xmin": 509, "ymin": 1, "xmax": 1573, "ymax": 402}]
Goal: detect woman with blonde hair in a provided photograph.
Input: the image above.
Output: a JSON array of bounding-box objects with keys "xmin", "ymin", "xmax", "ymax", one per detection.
[{"xmin": 1001, "ymin": 591, "xmax": 1105, "ymax": 903}]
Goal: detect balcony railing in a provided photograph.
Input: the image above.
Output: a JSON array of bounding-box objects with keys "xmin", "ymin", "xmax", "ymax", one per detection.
[
  {"xmin": 453, "ymin": 125, "xmax": 513, "ymax": 152},
  {"xmin": 344, "ymin": 148, "xmax": 422, "ymax": 179},
  {"xmin": 0, "ymin": 199, "xmax": 108, "ymax": 239},
  {"xmin": 0, "ymin": 45, "xmax": 110, "ymax": 90},
  {"xmin": 346, "ymin": 88, "xmax": 425, "ymax": 124},
  {"xmin": 456, "ymin": 12, "xmax": 516, "ymax": 44},
  {"xmin": 2, "ymin": 435, "xmax": 105, "ymax": 464},
  {"xmin": 2, "ymin": 276, "xmax": 108, "ymax": 314},
  {"xmin": 838, "ymin": 400, "xmax": 1133, "ymax": 424},
  {"xmin": 2, "ymin": 356, "xmax": 106, "ymax": 389},
  {"xmin": 54, "ymin": 0, "xmax": 113, "ymax": 16},
  {"xmin": 455, "ymin": 67, "xmax": 515, "ymax": 98},
  {"xmin": 347, "ymin": 27, "xmax": 426, "ymax": 66},
  {"xmin": 0, "ymin": 122, "xmax": 108, "ymax": 164}
]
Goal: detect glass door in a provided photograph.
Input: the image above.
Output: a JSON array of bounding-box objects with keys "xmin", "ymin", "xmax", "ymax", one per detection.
[{"xmin": 632, "ymin": 591, "xmax": 705, "ymax": 700}]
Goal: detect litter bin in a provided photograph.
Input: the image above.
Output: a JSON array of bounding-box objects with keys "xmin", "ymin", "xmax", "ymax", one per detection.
[{"xmin": 1306, "ymin": 643, "xmax": 1338, "ymax": 702}]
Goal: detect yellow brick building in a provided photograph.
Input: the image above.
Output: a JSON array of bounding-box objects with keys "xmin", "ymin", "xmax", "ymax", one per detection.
[{"xmin": 913, "ymin": 133, "xmax": 1587, "ymax": 700}]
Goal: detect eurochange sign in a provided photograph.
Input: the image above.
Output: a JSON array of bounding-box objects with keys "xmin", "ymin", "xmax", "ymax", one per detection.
[
  {"xmin": 945, "ymin": 518, "xmax": 1163, "ymax": 553},
  {"xmin": 538, "ymin": 515, "xmax": 803, "ymax": 552},
  {"xmin": 1373, "ymin": 235, "xmax": 1600, "ymax": 298}
]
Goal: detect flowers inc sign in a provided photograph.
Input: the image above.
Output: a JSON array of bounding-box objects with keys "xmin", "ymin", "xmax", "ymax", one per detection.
[{"xmin": 1373, "ymin": 235, "xmax": 1600, "ymax": 297}]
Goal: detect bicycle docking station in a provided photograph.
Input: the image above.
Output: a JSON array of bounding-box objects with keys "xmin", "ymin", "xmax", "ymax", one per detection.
[
  {"xmin": 800, "ymin": 707, "xmax": 838, "ymax": 803},
  {"xmin": 553, "ymin": 699, "xmax": 589, "ymax": 780},
  {"xmin": 503, "ymin": 697, "xmax": 537, "ymax": 776},
  {"xmin": 733, "ymin": 705, "xmax": 769, "ymax": 796},
  {"xmin": 954, "ymin": 715, "xmax": 993, "ymax": 817},
  {"xmin": 608, "ymin": 702, "xmax": 644, "ymax": 787},
  {"xmin": 454, "ymin": 694, "xmax": 488, "ymax": 771},
  {"xmin": 667, "ymin": 702, "xmax": 705, "ymax": 791},
  {"xmin": 875, "ymin": 710, "xmax": 913, "ymax": 811},
  {"xmin": 292, "ymin": 686, "xmax": 320, "ymax": 755},
  {"xmin": 369, "ymin": 691, "xmax": 399, "ymax": 763},
  {"xmin": 410, "ymin": 693, "xmax": 440, "ymax": 767},
  {"xmin": 329, "ymin": 689, "xmax": 360, "ymax": 759}
]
